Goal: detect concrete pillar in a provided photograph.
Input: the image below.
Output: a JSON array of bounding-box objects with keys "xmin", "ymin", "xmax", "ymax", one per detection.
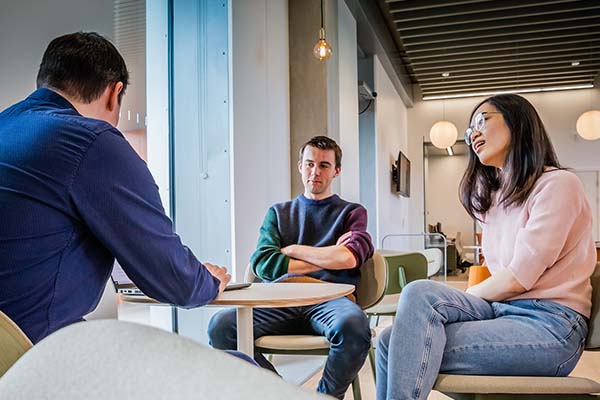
[{"xmin": 288, "ymin": 0, "xmax": 328, "ymax": 197}]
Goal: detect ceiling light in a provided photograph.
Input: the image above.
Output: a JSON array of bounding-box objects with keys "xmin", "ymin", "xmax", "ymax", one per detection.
[
  {"xmin": 422, "ymin": 84, "xmax": 594, "ymax": 101},
  {"xmin": 442, "ymin": 72, "xmax": 450, "ymax": 78},
  {"xmin": 313, "ymin": 0, "xmax": 332, "ymax": 61},
  {"xmin": 430, "ymin": 121, "xmax": 458, "ymax": 149},
  {"xmin": 571, "ymin": 61, "xmax": 580, "ymax": 66},
  {"xmin": 576, "ymin": 110, "xmax": 600, "ymax": 140}
]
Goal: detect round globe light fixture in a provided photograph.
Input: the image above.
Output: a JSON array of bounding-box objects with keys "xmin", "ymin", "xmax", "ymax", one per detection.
[
  {"xmin": 429, "ymin": 120, "xmax": 458, "ymax": 149},
  {"xmin": 576, "ymin": 110, "xmax": 600, "ymax": 140}
]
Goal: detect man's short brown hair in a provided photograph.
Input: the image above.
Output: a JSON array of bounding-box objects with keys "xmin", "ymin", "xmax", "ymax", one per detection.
[{"xmin": 298, "ymin": 136, "xmax": 342, "ymax": 168}]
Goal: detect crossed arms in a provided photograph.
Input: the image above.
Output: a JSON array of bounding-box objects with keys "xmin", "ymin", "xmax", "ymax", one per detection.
[{"xmin": 250, "ymin": 206, "xmax": 374, "ymax": 281}]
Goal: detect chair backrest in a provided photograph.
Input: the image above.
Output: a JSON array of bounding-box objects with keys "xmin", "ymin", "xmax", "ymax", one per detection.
[
  {"xmin": 0, "ymin": 320, "xmax": 329, "ymax": 400},
  {"xmin": 245, "ymin": 263, "xmax": 260, "ymax": 283},
  {"xmin": 379, "ymin": 251, "xmax": 428, "ymax": 295},
  {"xmin": 243, "ymin": 252, "xmax": 388, "ymax": 310},
  {"xmin": 585, "ymin": 262, "xmax": 600, "ymax": 349},
  {"xmin": 454, "ymin": 231, "xmax": 464, "ymax": 254},
  {"xmin": 355, "ymin": 251, "xmax": 387, "ymax": 310},
  {"xmin": 0, "ymin": 311, "xmax": 33, "ymax": 377},
  {"xmin": 420, "ymin": 248, "xmax": 443, "ymax": 277}
]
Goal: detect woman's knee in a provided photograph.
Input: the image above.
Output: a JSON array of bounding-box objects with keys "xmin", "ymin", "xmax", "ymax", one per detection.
[{"xmin": 399, "ymin": 279, "xmax": 448, "ymax": 308}]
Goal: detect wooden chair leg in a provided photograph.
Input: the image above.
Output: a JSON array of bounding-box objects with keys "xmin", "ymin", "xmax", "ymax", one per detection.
[{"xmin": 351, "ymin": 375, "xmax": 362, "ymax": 400}]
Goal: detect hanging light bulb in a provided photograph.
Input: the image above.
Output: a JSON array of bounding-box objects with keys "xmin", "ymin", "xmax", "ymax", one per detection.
[
  {"xmin": 430, "ymin": 121, "xmax": 458, "ymax": 149},
  {"xmin": 576, "ymin": 110, "xmax": 600, "ymax": 140},
  {"xmin": 313, "ymin": 28, "xmax": 332, "ymax": 61},
  {"xmin": 313, "ymin": 0, "xmax": 332, "ymax": 61}
]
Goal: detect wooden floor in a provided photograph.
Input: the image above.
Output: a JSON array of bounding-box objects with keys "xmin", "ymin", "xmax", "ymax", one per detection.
[{"xmin": 303, "ymin": 271, "xmax": 600, "ymax": 399}]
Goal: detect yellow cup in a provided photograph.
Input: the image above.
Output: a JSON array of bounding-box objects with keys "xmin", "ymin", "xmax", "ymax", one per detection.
[{"xmin": 467, "ymin": 265, "xmax": 491, "ymax": 288}]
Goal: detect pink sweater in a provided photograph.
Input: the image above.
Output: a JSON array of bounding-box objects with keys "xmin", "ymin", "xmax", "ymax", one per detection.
[{"xmin": 482, "ymin": 169, "xmax": 596, "ymax": 317}]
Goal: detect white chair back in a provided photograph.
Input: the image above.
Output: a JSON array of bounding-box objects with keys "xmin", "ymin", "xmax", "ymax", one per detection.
[{"xmin": 0, "ymin": 320, "xmax": 329, "ymax": 400}]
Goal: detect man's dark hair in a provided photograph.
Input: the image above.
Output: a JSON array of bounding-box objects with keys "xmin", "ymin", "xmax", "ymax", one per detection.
[
  {"xmin": 36, "ymin": 32, "xmax": 129, "ymax": 104},
  {"xmin": 298, "ymin": 136, "xmax": 342, "ymax": 168},
  {"xmin": 459, "ymin": 94, "xmax": 561, "ymax": 220}
]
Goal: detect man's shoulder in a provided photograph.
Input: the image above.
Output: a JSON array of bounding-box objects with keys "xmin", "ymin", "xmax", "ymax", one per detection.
[{"xmin": 336, "ymin": 196, "xmax": 366, "ymax": 210}]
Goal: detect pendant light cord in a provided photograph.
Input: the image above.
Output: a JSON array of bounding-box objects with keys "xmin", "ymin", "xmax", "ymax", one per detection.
[{"xmin": 321, "ymin": 0, "xmax": 324, "ymax": 29}]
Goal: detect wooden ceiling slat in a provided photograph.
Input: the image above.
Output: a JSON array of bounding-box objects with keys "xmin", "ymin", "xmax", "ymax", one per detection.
[
  {"xmin": 408, "ymin": 37, "xmax": 600, "ymax": 60},
  {"xmin": 399, "ymin": 11, "xmax": 598, "ymax": 39},
  {"xmin": 419, "ymin": 71, "xmax": 598, "ymax": 87},
  {"xmin": 415, "ymin": 65, "xmax": 600, "ymax": 81},
  {"xmin": 405, "ymin": 28, "xmax": 600, "ymax": 53},
  {"xmin": 402, "ymin": 18, "xmax": 600, "ymax": 46},
  {"xmin": 412, "ymin": 53, "xmax": 600, "ymax": 72},
  {"xmin": 391, "ymin": 0, "xmax": 578, "ymax": 22},
  {"xmin": 395, "ymin": 1, "xmax": 600, "ymax": 30},
  {"xmin": 385, "ymin": 0, "xmax": 492, "ymax": 12}
]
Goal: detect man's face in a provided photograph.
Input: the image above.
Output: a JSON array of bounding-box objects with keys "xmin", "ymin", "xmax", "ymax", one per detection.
[{"xmin": 298, "ymin": 145, "xmax": 340, "ymax": 200}]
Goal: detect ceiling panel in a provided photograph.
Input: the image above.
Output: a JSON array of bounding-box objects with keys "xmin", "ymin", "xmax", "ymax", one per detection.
[{"xmin": 377, "ymin": 0, "xmax": 600, "ymax": 98}]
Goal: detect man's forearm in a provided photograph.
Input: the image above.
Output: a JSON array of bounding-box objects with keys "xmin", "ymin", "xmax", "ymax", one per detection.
[
  {"xmin": 288, "ymin": 259, "xmax": 322, "ymax": 275},
  {"xmin": 283, "ymin": 244, "xmax": 356, "ymax": 270}
]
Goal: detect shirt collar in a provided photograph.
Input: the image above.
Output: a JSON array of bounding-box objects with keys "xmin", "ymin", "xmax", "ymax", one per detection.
[{"xmin": 28, "ymin": 87, "xmax": 78, "ymax": 112}]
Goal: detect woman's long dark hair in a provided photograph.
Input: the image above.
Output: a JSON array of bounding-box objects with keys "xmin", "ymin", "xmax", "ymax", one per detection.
[{"xmin": 459, "ymin": 94, "xmax": 561, "ymax": 220}]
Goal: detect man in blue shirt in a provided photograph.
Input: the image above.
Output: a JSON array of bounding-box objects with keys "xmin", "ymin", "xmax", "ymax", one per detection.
[{"xmin": 0, "ymin": 32, "xmax": 231, "ymax": 343}]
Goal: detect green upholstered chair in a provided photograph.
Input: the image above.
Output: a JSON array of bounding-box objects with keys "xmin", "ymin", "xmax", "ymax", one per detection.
[
  {"xmin": 0, "ymin": 311, "xmax": 32, "ymax": 377},
  {"xmin": 363, "ymin": 251, "xmax": 429, "ymax": 381}
]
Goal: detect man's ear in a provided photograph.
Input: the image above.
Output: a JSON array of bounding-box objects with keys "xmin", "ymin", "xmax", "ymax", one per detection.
[
  {"xmin": 106, "ymin": 82, "xmax": 124, "ymax": 112},
  {"xmin": 297, "ymin": 160, "xmax": 303, "ymax": 174},
  {"xmin": 334, "ymin": 166, "xmax": 341, "ymax": 177}
]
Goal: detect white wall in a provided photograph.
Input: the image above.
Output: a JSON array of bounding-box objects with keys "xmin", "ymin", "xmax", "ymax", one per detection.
[
  {"xmin": 231, "ymin": 0, "xmax": 290, "ymax": 281},
  {"xmin": 426, "ymin": 153, "xmax": 473, "ymax": 244},
  {"xmin": 331, "ymin": 0, "xmax": 360, "ymax": 203},
  {"xmin": 0, "ymin": 0, "xmax": 113, "ymax": 111},
  {"xmin": 408, "ymin": 88, "xmax": 600, "ymax": 245},
  {"xmin": 373, "ymin": 55, "xmax": 410, "ymax": 247}
]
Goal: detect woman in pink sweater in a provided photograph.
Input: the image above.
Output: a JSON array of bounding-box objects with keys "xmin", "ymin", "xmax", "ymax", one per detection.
[{"xmin": 376, "ymin": 94, "xmax": 596, "ymax": 400}]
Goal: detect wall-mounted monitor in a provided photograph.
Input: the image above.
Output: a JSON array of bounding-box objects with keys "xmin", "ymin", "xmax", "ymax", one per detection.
[{"xmin": 391, "ymin": 151, "xmax": 410, "ymax": 197}]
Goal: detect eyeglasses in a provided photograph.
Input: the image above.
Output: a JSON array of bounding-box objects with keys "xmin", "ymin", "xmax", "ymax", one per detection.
[{"xmin": 464, "ymin": 111, "xmax": 502, "ymax": 146}]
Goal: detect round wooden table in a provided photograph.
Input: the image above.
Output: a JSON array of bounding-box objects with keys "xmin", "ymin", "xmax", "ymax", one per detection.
[{"xmin": 122, "ymin": 282, "xmax": 355, "ymax": 356}]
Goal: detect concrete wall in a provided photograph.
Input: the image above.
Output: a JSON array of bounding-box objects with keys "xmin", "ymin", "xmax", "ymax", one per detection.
[
  {"xmin": 0, "ymin": 0, "xmax": 113, "ymax": 111},
  {"xmin": 288, "ymin": 0, "xmax": 328, "ymax": 197}
]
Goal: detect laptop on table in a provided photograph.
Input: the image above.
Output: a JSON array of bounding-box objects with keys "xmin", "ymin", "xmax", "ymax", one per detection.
[{"xmin": 110, "ymin": 261, "xmax": 251, "ymax": 297}]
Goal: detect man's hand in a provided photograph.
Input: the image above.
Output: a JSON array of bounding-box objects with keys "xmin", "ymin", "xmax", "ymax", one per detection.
[
  {"xmin": 204, "ymin": 262, "xmax": 232, "ymax": 293},
  {"xmin": 336, "ymin": 231, "xmax": 353, "ymax": 246}
]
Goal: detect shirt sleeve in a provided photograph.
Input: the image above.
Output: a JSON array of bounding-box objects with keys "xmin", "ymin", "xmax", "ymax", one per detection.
[
  {"xmin": 342, "ymin": 206, "xmax": 375, "ymax": 268},
  {"xmin": 506, "ymin": 173, "xmax": 585, "ymax": 290},
  {"xmin": 69, "ymin": 130, "xmax": 219, "ymax": 307},
  {"xmin": 250, "ymin": 207, "xmax": 290, "ymax": 281}
]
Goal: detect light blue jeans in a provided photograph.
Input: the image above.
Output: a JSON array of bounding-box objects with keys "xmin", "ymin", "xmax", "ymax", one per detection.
[{"xmin": 376, "ymin": 280, "xmax": 588, "ymax": 400}]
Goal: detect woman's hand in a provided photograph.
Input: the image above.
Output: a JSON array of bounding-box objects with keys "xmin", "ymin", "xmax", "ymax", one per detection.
[{"xmin": 466, "ymin": 268, "xmax": 526, "ymax": 301}]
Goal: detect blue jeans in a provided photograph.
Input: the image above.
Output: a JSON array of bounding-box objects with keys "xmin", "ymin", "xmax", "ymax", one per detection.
[
  {"xmin": 208, "ymin": 296, "xmax": 371, "ymax": 399},
  {"xmin": 376, "ymin": 280, "xmax": 588, "ymax": 400}
]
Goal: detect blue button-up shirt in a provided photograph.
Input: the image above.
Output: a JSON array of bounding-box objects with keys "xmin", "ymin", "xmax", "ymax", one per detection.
[{"xmin": 0, "ymin": 88, "xmax": 219, "ymax": 343}]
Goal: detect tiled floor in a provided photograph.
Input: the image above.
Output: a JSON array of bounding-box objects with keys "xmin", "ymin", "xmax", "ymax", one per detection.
[{"xmin": 302, "ymin": 271, "xmax": 600, "ymax": 399}]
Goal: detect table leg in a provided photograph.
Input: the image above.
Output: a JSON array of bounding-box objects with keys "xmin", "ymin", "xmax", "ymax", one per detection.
[{"xmin": 236, "ymin": 306, "xmax": 254, "ymax": 356}]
